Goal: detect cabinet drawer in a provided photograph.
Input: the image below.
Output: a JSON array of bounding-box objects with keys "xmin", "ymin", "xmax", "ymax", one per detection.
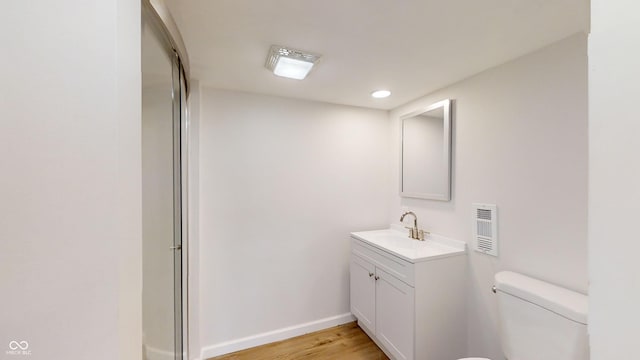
[{"xmin": 351, "ymin": 237, "xmax": 414, "ymax": 287}]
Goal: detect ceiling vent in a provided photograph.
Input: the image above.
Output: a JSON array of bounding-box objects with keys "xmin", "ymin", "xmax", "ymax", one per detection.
[
  {"xmin": 473, "ymin": 203, "xmax": 498, "ymax": 257},
  {"xmin": 265, "ymin": 45, "xmax": 321, "ymax": 80}
]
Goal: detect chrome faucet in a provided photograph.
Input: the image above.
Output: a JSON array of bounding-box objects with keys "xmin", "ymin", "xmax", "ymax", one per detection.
[{"xmin": 400, "ymin": 211, "xmax": 427, "ymax": 240}]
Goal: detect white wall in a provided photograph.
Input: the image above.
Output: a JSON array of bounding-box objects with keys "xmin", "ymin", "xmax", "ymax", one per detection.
[
  {"xmin": 188, "ymin": 80, "xmax": 202, "ymax": 360},
  {"xmin": 116, "ymin": 1, "xmax": 143, "ymax": 358},
  {"xmin": 198, "ymin": 89, "xmax": 390, "ymax": 357},
  {"xmin": 389, "ymin": 34, "xmax": 588, "ymax": 359},
  {"xmin": 589, "ymin": 1, "xmax": 640, "ymax": 358},
  {"xmin": 0, "ymin": 1, "xmax": 142, "ymax": 359}
]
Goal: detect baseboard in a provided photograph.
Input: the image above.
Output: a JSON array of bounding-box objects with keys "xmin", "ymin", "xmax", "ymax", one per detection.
[{"xmin": 200, "ymin": 312, "xmax": 356, "ymax": 359}]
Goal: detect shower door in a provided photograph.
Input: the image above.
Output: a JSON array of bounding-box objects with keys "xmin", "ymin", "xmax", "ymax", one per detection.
[{"xmin": 142, "ymin": 11, "xmax": 185, "ymax": 360}]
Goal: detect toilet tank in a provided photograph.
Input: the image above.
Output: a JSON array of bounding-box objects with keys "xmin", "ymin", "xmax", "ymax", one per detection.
[{"xmin": 495, "ymin": 271, "xmax": 589, "ymax": 360}]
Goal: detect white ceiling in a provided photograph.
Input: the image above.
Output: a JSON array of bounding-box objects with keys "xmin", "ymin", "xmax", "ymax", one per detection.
[{"xmin": 165, "ymin": 0, "xmax": 589, "ymax": 110}]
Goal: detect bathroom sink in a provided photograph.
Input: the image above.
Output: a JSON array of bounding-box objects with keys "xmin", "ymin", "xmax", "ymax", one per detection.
[{"xmin": 350, "ymin": 226, "xmax": 466, "ymax": 263}]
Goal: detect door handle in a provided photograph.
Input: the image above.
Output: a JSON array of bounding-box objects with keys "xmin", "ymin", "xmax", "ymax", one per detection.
[
  {"xmin": 369, "ymin": 272, "xmax": 374, "ymax": 277},
  {"xmin": 374, "ymin": 276, "xmax": 380, "ymax": 281},
  {"xmin": 170, "ymin": 245, "xmax": 182, "ymax": 250}
]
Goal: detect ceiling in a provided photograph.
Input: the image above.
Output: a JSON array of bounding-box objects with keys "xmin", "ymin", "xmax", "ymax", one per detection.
[{"xmin": 164, "ymin": 0, "xmax": 589, "ymax": 110}]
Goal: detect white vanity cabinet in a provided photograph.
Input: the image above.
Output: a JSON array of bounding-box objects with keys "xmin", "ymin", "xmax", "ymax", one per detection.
[
  {"xmin": 350, "ymin": 254, "xmax": 377, "ymax": 332},
  {"xmin": 350, "ymin": 229, "xmax": 467, "ymax": 360}
]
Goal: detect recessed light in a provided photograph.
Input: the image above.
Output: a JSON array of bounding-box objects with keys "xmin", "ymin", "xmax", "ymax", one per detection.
[
  {"xmin": 265, "ymin": 45, "xmax": 321, "ymax": 80},
  {"xmin": 371, "ymin": 90, "xmax": 391, "ymax": 98}
]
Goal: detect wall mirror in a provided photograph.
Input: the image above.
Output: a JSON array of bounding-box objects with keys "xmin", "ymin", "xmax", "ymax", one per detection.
[{"xmin": 400, "ymin": 99, "xmax": 452, "ymax": 200}]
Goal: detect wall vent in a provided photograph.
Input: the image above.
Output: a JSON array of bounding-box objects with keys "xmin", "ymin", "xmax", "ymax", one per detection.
[{"xmin": 472, "ymin": 203, "xmax": 498, "ymax": 257}]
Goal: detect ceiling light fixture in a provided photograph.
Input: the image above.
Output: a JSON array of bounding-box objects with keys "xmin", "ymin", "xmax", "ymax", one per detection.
[
  {"xmin": 371, "ymin": 90, "xmax": 391, "ymax": 98},
  {"xmin": 265, "ymin": 45, "xmax": 321, "ymax": 80}
]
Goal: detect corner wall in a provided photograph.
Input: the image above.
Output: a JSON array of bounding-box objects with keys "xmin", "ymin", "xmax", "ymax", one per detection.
[
  {"xmin": 589, "ymin": 1, "xmax": 640, "ymax": 357},
  {"xmin": 0, "ymin": 1, "xmax": 142, "ymax": 359},
  {"xmin": 389, "ymin": 33, "xmax": 588, "ymax": 358},
  {"xmin": 197, "ymin": 89, "xmax": 391, "ymax": 357}
]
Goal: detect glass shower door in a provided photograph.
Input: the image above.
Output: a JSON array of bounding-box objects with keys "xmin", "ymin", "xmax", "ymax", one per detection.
[{"xmin": 142, "ymin": 14, "xmax": 183, "ymax": 360}]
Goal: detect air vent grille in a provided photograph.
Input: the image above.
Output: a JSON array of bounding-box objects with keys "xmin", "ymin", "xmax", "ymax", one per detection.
[
  {"xmin": 477, "ymin": 220, "xmax": 492, "ymax": 238},
  {"xmin": 473, "ymin": 204, "xmax": 498, "ymax": 257},
  {"xmin": 265, "ymin": 45, "xmax": 321, "ymax": 71},
  {"xmin": 477, "ymin": 208, "xmax": 492, "ymax": 220}
]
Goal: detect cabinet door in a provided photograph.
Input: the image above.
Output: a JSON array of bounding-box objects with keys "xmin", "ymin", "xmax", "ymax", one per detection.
[
  {"xmin": 350, "ymin": 254, "xmax": 376, "ymax": 333},
  {"xmin": 376, "ymin": 268, "xmax": 415, "ymax": 360}
]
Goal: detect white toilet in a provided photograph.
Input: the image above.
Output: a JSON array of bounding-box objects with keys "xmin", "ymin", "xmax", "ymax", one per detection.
[{"xmin": 459, "ymin": 271, "xmax": 589, "ymax": 360}]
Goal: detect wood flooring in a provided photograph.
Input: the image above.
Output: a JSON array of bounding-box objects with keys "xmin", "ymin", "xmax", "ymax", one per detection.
[{"xmin": 208, "ymin": 322, "xmax": 389, "ymax": 360}]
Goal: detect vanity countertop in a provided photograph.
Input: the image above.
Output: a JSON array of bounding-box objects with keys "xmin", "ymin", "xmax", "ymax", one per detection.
[{"xmin": 350, "ymin": 225, "xmax": 466, "ymax": 263}]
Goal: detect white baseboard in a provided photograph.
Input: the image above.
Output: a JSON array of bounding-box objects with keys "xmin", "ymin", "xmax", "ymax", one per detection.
[{"xmin": 200, "ymin": 313, "xmax": 356, "ymax": 359}]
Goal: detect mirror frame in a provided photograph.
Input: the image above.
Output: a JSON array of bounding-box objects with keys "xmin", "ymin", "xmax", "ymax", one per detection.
[{"xmin": 399, "ymin": 99, "xmax": 452, "ymax": 201}]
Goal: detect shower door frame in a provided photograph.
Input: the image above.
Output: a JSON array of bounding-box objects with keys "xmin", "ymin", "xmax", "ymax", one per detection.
[{"xmin": 142, "ymin": 1, "xmax": 190, "ymax": 359}]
